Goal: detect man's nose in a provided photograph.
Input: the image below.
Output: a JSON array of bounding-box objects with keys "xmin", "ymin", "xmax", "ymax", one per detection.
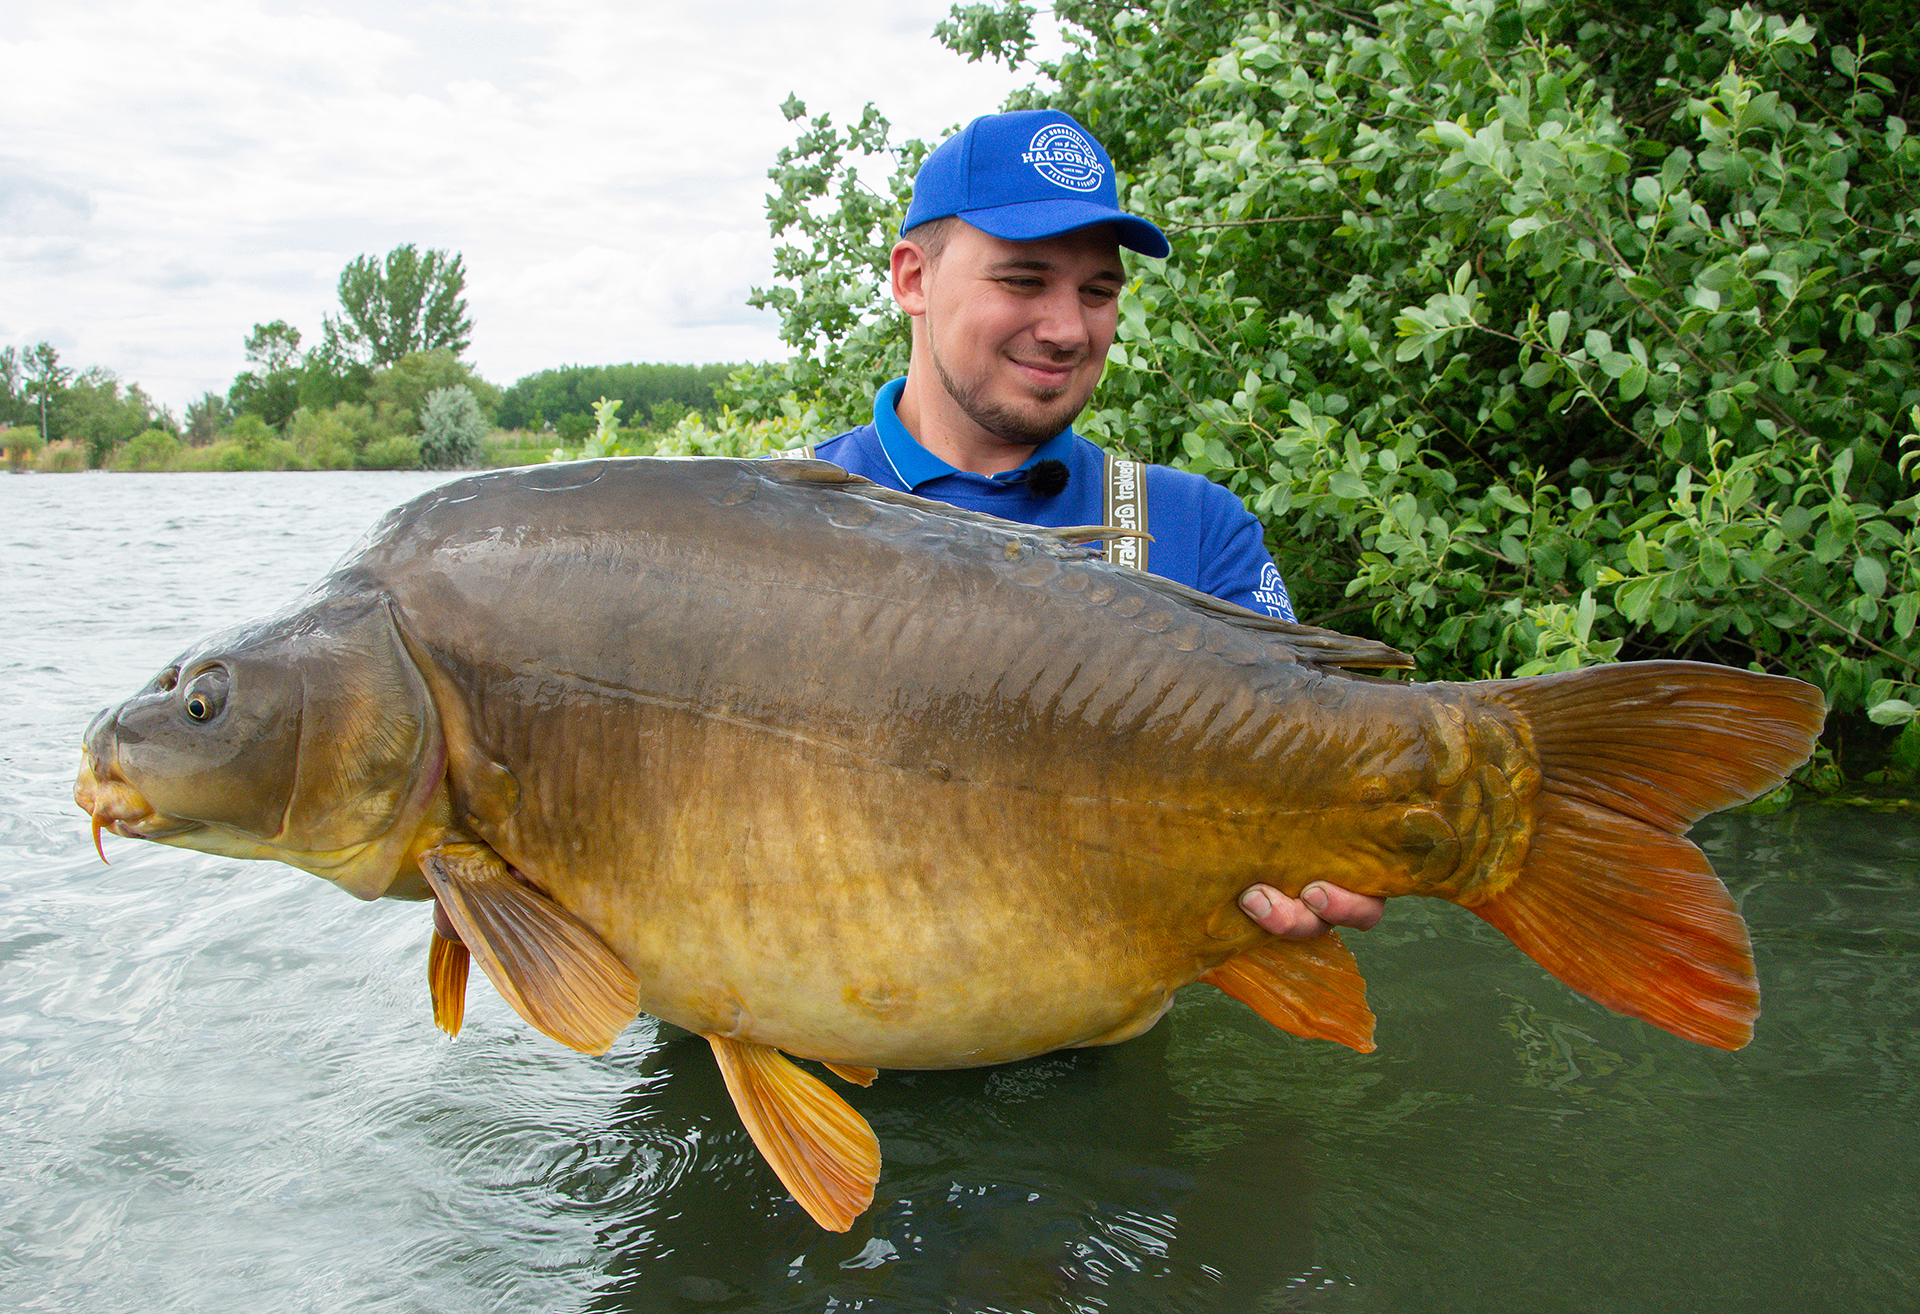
[{"xmin": 1030, "ymin": 287, "xmax": 1090, "ymax": 354}]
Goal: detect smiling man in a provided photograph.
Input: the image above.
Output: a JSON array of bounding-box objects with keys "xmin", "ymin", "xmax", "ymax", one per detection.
[
  {"xmin": 801, "ymin": 109, "xmax": 1383, "ymax": 941},
  {"xmin": 805, "ymin": 109, "xmax": 1294, "ymax": 621}
]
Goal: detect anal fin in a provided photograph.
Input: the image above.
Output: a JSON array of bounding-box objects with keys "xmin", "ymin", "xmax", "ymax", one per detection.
[
  {"xmin": 707, "ymin": 1035, "xmax": 880, "ymax": 1232},
  {"xmin": 1201, "ymin": 932, "xmax": 1377, "ymax": 1054},
  {"xmin": 419, "ymin": 843, "xmax": 640, "ymax": 1055},
  {"xmin": 823, "ymin": 1062, "xmax": 878, "ymax": 1087},
  {"xmin": 428, "ymin": 930, "xmax": 469, "ymax": 1037}
]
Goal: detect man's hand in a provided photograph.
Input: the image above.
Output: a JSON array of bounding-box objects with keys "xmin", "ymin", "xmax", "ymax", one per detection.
[{"xmin": 1238, "ymin": 883, "xmax": 1384, "ymax": 939}]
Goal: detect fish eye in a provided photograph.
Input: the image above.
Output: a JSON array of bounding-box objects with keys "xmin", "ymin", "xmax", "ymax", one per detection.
[{"xmin": 180, "ymin": 669, "xmax": 228, "ymax": 724}]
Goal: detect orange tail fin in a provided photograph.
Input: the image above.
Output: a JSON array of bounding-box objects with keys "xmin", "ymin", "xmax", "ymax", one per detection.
[{"xmin": 1475, "ymin": 660, "xmax": 1824, "ymax": 1050}]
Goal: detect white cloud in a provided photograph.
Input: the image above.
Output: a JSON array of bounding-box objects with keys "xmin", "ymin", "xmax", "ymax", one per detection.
[{"xmin": 0, "ymin": 0, "xmax": 1059, "ymax": 413}]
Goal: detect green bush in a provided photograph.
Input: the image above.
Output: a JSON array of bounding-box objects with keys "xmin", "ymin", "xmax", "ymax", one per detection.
[
  {"xmin": 2, "ymin": 425, "xmax": 42, "ymax": 472},
  {"xmin": 366, "ymin": 349, "xmax": 500, "ymax": 434},
  {"xmin": 649, "ymin": 408, "xmax": 818, "ymax": 458},
  {"xmin": 480, "ymin": 429, "xmax": 551, "ymax": 467},
  {"xmin": 419, "ymin": 385, "xmax": 486, "ymax": 468},
  {"xmin": 112, "ymin": 428, "xmax": 183, "ymax": 471},
  {"xmin": 285, "ymin": 406, "xmax": 359, "ymax": 470},
  {"xmin": 203, "ymin": 435, "xmax": 298, "ymax": 471},
  {"xmin": 358, "ymin": 433, "xmax": 422, "ymax": 470},
  {"xmin": 36, "ymin": 441, "xmax": 86, "ymax": 473},
  {"xmin": 738, "ymin": 0, "xmax": 1920, "ymax": 780}
]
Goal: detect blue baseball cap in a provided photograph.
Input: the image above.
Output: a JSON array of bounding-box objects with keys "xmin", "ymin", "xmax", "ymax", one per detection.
[{"xmin": 901, "ymin": 110, "xmax": 1171, "ymax": 259}]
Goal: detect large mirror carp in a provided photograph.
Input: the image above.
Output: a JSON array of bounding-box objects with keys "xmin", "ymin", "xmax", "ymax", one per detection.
[{"xmin": 75, "ymin": 457, "xmax": 1825, "ymax": 1230}]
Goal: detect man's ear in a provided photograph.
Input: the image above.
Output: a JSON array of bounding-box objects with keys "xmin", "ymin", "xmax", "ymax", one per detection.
[{"xmin": 891, "ymin": 240, "xmax": 931, "ymax": 316}]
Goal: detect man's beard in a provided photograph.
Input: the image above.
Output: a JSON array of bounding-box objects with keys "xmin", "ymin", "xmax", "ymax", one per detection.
[{"xmin": 933, "ymin": 348, "xmax": 1084, "ymax": 447}]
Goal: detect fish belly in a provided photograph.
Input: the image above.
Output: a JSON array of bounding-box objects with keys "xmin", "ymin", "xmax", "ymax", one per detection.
[{"xmin": 502, "ymin": 727, "xmax": 1264, "ymax": 1068}]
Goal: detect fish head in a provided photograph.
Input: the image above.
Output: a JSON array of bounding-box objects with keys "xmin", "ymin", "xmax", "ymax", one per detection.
[{"xmin": 76, "ymin": 592, "xmax": 447, "ymax": 901}]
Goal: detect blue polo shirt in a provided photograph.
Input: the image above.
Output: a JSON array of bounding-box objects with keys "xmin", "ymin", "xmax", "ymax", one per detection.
[{"xmin": 811, "ymin": 379, "xmax": 1295, "ymax": 620}]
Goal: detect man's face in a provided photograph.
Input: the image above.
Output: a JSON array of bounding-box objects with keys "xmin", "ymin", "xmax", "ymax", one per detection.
[{"xmin": 904, "ymin": 223, "xmax": 1125, "ymax": 447}]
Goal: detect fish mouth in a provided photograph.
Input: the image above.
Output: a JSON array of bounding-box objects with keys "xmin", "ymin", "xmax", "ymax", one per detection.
[{"xmin": 74, "ymin": 749, "xmax": 202, "ymax": 860}]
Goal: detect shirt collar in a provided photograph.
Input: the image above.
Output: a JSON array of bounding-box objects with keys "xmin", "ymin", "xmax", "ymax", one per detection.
[{"xmin": 871, "ymin": 377, "xmax": 1078, "ymax": 489}]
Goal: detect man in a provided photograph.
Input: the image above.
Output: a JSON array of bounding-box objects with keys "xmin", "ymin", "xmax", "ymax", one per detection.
[{"xmin": 803, "ymin": 109, "xmax": 1383, "ymax": 941}]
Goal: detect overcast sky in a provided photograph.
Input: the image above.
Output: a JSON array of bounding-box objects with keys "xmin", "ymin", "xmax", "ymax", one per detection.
[{"xmin": 2, "ymin": 1, "xmax": 1059, "ymax": 415}]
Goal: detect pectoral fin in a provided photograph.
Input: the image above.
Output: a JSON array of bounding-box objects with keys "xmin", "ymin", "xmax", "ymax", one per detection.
[
  {"xmin": 1201, "ymin": 933, "xmax": 1377, "ymax": 1054},
  {"xmin": 706, "ymin": 1035, "xmax": 881, "ymax": 1232},
  {"xmin": 419, "ymin": 843, "xmax": 640, "ymax": 1055},
  {"xmin": 428, "ymin": 929, "xmax": 469, "ymax": 1037}
]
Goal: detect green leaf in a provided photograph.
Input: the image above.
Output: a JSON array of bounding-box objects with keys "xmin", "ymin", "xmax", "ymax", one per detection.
[
  {"xmin": 1546, "ymin": 310, "xmax": 1570, "ymax": 352},
  {"xmin": 1868, "ymin": 699, "xmax": 1918, "ymax": 726},
  {"xmin": 1617, "ymin": 575, "xmax": 1661, "ymax": 623},
  {"xmin": 1698, "ymin": 536, "xmax": 1731, "ymax": 586},
  {"xmin": 1328, "ymin": 471, "xmax": 1368, "ymax": 500},
  {"xmin": 1488, "ymin": 484, "xmax": 1530, "ymax": 515},
  {"xmin": 1854, "ymin": 555, "xmax": 1888, "ymax": 599}
]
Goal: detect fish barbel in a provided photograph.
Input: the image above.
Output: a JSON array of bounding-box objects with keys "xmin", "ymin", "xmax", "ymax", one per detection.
[{"xmin": 74, "ymin": 457, "xmax": 1825, "ymax": 1229}]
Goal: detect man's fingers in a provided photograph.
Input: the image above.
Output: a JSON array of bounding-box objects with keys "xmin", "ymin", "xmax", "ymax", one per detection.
[
  {"xmin": 1300, "ymin": 882, "xmax": 1385, "ymax": 932},
  {"xmin": 1238, "ymin": 882, "xmax": 1385, "ymax": 939}
]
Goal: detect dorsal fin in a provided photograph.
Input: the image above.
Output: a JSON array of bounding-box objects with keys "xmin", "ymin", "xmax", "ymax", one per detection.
[
  {"xmin": 761, "ymin": 458, "xmax": 1413, "ymax": 672},
  {"xmin": 762, "ymin": 457, "xmax": 1144, "ymax": 548}
]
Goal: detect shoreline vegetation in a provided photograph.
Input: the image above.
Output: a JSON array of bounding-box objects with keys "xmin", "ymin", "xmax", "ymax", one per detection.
[
  {"xmin": 0, "ymin": 405, "xmax": 799, "ymax": 477},
  {"xmin": 7, "ymin": 1, "xmax": 1916, "ymax": 794}
]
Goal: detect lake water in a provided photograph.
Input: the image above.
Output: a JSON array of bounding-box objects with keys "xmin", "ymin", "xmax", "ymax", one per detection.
[{"xmin": 3, "ymin": 470, "xmax": 1916, "ymax": 1313}]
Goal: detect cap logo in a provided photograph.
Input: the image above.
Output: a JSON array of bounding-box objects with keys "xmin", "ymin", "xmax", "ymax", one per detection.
[{"xmin": 1021, "ymin": 123, "xmax": 1104, "ymax": 193}]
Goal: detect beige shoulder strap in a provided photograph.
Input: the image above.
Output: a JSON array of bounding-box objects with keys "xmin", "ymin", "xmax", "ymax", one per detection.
[{"xmin": 1103, "ymin": 453, "xmax": 1149, "ymax": 571}]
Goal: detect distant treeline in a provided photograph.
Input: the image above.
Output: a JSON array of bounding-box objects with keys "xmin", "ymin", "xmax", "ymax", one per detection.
[
  {"xmin": 2, "ymin": 243, "xmax": 754, "ymax": 473},
  {"xmin": 497, "ymin": 362, "xmax": 740, "ymax": 442}
]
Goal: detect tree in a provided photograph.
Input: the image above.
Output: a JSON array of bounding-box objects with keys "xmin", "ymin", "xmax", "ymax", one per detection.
[
  {"xmin": 321, "ymin": 245, "xmax": 472, "ymax": 368},
  {"xmin": 419, "ymin": 385, "xmax": 487, "ymax": 468},
  {"xmin": 184, "ymin": 392, "xmax": 232, "ymax": 445},
  {"xmin": 297, "ymin": 333, "xmax": 374, "ymax": 412},
  {"xmin": 228, "ymin": 320, "xmax": 306, "ymax": 428},
  {"xmin": 56, "ymin": 368, "xmax": 160, "ymax": 468},
  {"xmin": 22, "ymin": 342, "xmax": 72, "ymax": 444},
  {"xmin": 736, "ymin": 0, "xmax": 1920, "ymax": 774},
  {"xmin": 364, "ymin": 348, "xmax": 500, "ymax": 433},
  {"xmin": 0, "ymin": 347, "xmax": 30, "ymax": 428},
  {"xmin": 496, "ymin": 361, "xmax": 739, "ymax": 431}
]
